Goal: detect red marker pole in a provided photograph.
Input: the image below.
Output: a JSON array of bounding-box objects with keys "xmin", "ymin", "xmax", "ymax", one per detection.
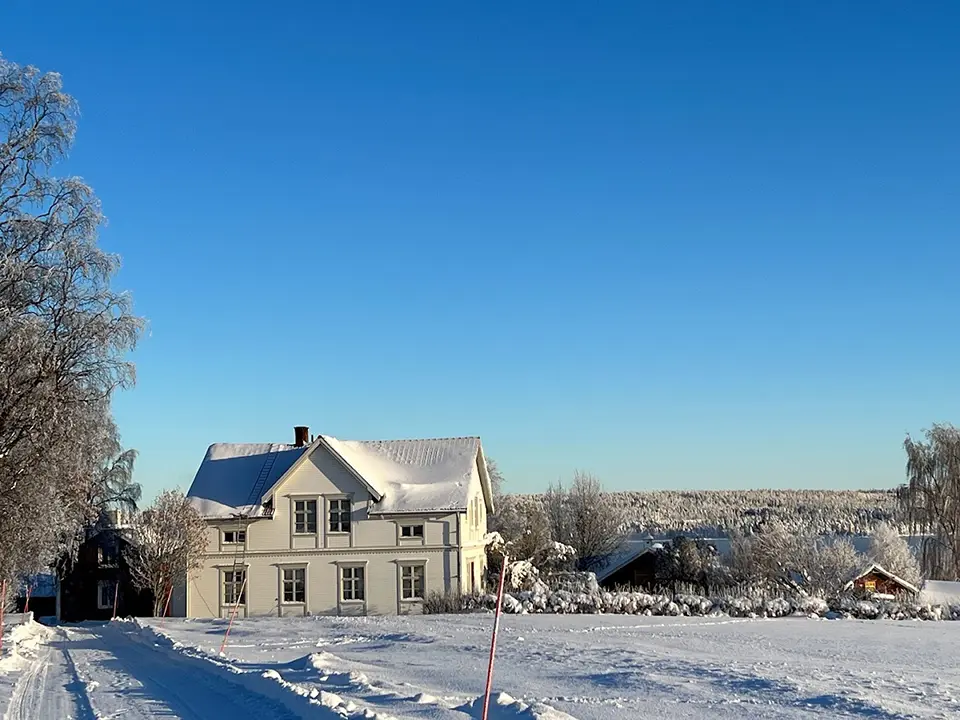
[
  {"xmin": 481, "ymin": 555, "xmax": 509, "ymax": 720},
  {"xmin": 23, "ymin": 584, "xmax": 31, "ymax": 616},
  {"xmin": 159, "ymin": 584, "xmax": 174, "ymax": 628},
  {"xmin": 0, "ymin": 579, "xmax": 6, "ymax": 654}
]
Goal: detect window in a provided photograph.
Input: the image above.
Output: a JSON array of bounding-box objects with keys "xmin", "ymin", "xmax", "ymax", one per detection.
[
  {"xmin": 340, "ymin": 566, "xmax": 364, "ymax": 601},
  {"xmin": 223, "ymin": 530, "xmax": 246, "ymax": 544},
  {"xmin": 400, "ymin": 524, "xmax": 424, "ymax": 538},
  {"xmin": 329, "ymin": 499, "xmax": 351, "ymax": 533},
  {"xmin": 223, "ymin": 569, "xmax": 246, "ymax": 605},
  {"xmin": 401, "ymin": 565, "xmax": 425, "ymax": 601},
  {"xmin": 98, "ymin": 542, "xmax": 118, "ymax": 566},
  {"xmin": 294, "ymin": 500, "xmax": 317, "ymax": 534},
  {"xmin": 97, "ymin": 580, "xmax": 116, "ymax": 610},
  {"xmin": 282, "ymin": 568, "xmax": 306, "ymax": 603}
]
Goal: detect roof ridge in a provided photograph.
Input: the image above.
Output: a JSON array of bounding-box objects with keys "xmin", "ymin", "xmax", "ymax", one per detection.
[{"xmin": 351, "ymin": 436, "xmax": 481, "ymax": 443}]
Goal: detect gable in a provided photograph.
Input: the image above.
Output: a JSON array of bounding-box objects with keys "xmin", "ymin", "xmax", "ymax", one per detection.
[{"xmin": 272, "ymin": 442, "xmax": 378, "ymax": 499}]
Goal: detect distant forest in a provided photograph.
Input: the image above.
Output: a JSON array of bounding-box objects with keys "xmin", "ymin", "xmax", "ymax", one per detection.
[{"xmin": 512, "ymin": 489, "xmax": 903, "ymax": 537}]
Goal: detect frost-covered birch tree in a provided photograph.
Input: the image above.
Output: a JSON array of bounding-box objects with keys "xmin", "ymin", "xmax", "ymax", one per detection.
[
  {"xmin": 543, "ymin": 471, "xmax": 627, "ymax": 570},
  {"xmin": 0, "ymin": 54, "xmax": 143, "ymax": 582},
  {"xmin": 126, "ymin": 490, "xmax": 208, "ymax": 616},
  {"xmin": 867, "ymin": 522, "xmax": 921, "ymax": 586},
  {"xmin": 903, "ymin": 425, "xmax": 960, "ymax": 580}
]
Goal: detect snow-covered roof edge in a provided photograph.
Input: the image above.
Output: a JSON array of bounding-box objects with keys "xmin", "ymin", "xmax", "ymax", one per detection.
[
  {"xmin": 844, "ymin": 563, "xmax": 920, "ymax": 595},
  {"xmin": 476, "ymin": 442, "xmax": 495, "ymax": 515},
  {"xmin": 596, "ymin": 546, "xmax": 656, "ymax": 583}
]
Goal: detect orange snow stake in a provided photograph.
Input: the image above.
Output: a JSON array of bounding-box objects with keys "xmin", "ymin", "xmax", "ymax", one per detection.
[
  {"xmin": 0, "ymin": 579, "xmax": 6, "ymax": 654},
  {"xmin": 482, "ymin": 555, "xmax": 509, "ymax": 720},
  {"xmin": 23, "ymin": 583, "xmax": 31, "ymax": 616},
  {"xmin": 219, "ymin": 574, "xmax": 247, "ymax": 655},
  {"xmin": 159, "ymin": 584, "xmax": 174, "ymax": 628}
]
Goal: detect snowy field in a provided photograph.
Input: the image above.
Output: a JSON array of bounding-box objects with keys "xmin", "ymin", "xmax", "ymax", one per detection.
[{"xmin": 1, "ymin": 613, "xmax": 959, "ymax": 719}]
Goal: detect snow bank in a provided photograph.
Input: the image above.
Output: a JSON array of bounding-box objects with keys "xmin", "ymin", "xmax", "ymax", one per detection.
[{"xmin": 0, "ymin": 614, "xmax": 51, "ymax": 670}]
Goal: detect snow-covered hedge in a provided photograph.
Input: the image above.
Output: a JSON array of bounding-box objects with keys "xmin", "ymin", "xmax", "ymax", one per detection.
[{"xmin": 439, "ymin": 581, "xmax": 960, "ymax": 622}]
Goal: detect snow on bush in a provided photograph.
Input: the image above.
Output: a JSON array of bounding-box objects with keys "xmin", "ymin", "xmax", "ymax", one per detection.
[{"xmin": 473, "ymin": 579, "xmax": 960, "ymax": 622}]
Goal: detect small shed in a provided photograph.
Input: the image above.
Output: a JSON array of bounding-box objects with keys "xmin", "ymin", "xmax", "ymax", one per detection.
[
  {"xmin": 844, "ymin": 564, "xmax": 920, "ymax": 600},
  {"xmin": 596, "ymin": 547, "xmax": 659, "ymax": 591}
]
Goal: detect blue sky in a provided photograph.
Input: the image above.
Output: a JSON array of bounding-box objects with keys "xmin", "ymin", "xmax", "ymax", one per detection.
[{"xmin": 3, "ymin": 2, "xmax": 960, "ymax": 498}]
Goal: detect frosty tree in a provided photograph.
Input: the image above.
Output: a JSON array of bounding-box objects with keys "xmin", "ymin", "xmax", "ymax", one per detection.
[
  {"xmin": 0, "ymin": 54, "xmax": 143, "ymax": 582},
  {"xmin": 867, "ymin": 522, "xmax": 921, "ymax": 586},
  {"xmin": 903, "ymin": 425, "xmax": 960, "ymax": 580},
  {"xmin": 126, "ymin": 490, "xmax": 208, "ymax": 616},
  {"xmin": 543, "ymin": 471, "xmax": 627, "ymax": 570}
]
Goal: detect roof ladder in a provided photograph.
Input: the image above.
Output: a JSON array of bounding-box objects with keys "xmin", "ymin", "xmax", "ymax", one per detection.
[{"xmin": 243, "ymin": 447, "xmax": 280, "ymax": 510}]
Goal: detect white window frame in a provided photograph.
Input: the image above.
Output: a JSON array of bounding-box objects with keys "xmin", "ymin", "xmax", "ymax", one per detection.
[
  {"xmin": 222, "ymin": 529, "xmax": 246, "ymax": 545},
  {"xmin": 400, "ymin": 563, "xmax": 426, "ymax": 601},
  {"xmin": 222, "ymin": 568, "xmax": 247, "ymax": 606},
  {"xmin": 400, "ymin": 524, "xmax": 424, "ymax": 538},
  {"xmin": 97, "ymin": 580, "xmax": 116, "ymax": 610},
  {"xmin": 293, "ymin": 498, "xmax": 318, "ymax": 535},
  {"xmin": 281, "ymin": 566, "xmax": 307, "ymax": 605},
  {"xmin": 328, "ymin": 498, "xmax": 352, "ymax": 534},
  {"xmin": 340, "ymin": 565, "xmax": 365, "ymax": 602}
]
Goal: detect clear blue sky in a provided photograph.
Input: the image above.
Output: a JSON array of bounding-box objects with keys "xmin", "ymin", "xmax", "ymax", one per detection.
[{"xmin": 4, "ymin": 2, "xmax": 960, "ymax": 499}]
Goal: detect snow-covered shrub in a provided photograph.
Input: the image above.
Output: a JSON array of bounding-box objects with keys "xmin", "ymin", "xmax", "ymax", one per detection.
[
  {"xmin": 547, "ymin": 571, "xmax": 599, "ymax": 595},
  {"xmin": 504, "ymin": 560, "xmax": 541, "ymax": 591},
  {"xmin": 763, "ymin": 598, "xmax": 793, "ymax": 618},
  {"xmin": 422, "ymin": 591, "xmax": 493, "ymax": 614},
  {"xmin": 796, "ymin": 596, "xmax": 829, "ymax": 616}
]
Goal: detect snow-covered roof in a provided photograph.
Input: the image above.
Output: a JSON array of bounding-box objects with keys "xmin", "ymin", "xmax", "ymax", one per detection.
[
  {"xmin": 843, "ymin": 563, "xmax": 920, "ymax": 595},
  {"xmin": 595, "ymin": 543, "xmax": 656, "ymax": 583},
  {"xmin": 920, "ymin": 580, "xmax": 960, "ymax": 606},
  {"xmin": 187, "ymin": 435, "xmax": 487, "ymax": 519},
  {"xmin": 187, "ymin": 443, "xmax": 307, "ymax": 519}
]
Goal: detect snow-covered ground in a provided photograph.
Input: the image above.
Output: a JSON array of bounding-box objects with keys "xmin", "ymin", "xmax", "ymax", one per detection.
[
  {"xmin": 2, "ymin": 613, "xmax": 959, "ymax": 718},
  {"xmin": 149, "ymin": 614, "xmax": 960, "ymax": 719}
]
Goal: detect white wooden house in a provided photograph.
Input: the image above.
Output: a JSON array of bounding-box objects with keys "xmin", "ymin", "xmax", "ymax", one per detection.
[{"xmin": 178, "ymin": 426, "xmax": 494, "ymax": 617}]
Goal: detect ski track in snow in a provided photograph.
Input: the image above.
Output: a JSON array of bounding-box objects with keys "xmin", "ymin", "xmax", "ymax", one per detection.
[{"xmin": 1, "ymin": 622, "xmax": 304, "ymax": 720}]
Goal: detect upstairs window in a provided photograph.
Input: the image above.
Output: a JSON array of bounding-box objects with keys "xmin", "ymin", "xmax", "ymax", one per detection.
[
  {"xmin": 400, "ymin": 525, "xmax": 424, "ymax": 538},
  {"xmin": 223, "ymin": 530, "xmax": 246, "ymax": 544},
  {"xmin": 98, "ymin": 542, "xmax": 118, "ymax": 566},
  {"xmin": 294, "ymin": 500, "xmax": 317, "ymax": 534},
  {"xmin": 329, "ymin": 499, "xmax": 351, "ymax": 533}
]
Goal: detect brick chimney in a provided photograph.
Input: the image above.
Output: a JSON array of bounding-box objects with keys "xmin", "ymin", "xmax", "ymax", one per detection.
[{"xmin": 294, "ymin": 425, "xmax": 310, "ymax": 447}]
